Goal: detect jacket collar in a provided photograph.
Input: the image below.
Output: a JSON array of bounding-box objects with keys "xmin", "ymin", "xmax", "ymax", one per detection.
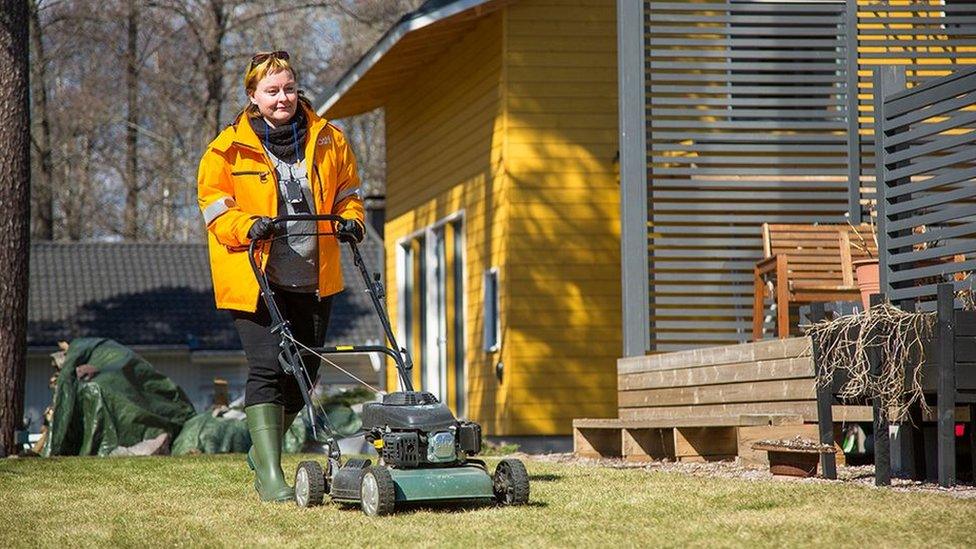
[{"xmin": 210, "ymin": 103, "xmax": 328, "ymax": 156}]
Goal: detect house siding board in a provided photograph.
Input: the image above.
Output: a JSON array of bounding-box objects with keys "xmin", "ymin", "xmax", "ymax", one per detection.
[
  {"xmin": 381, "ymin": 0, "xmax": 620, "ymax": 435},
  {"xmin": 384, "ymin": 12, "xmax": 506, "ymax": 433},
  {"xmin": 502, "ymin": 0, "xmax": 620, "ymax": 434}
]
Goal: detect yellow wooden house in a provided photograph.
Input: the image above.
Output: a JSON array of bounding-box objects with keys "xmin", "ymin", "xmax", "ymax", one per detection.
[{"xmin": 319, "ymin": 0, "xmax": 620, "ymax": 440}]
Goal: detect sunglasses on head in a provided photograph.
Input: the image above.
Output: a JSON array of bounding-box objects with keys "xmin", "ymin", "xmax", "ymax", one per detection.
[{"xmin": 248, "ymin": 50, "xmax": 289, "ymax": 72}]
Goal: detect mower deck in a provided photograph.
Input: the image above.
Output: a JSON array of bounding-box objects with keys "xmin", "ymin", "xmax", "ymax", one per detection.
[{"xmin": 388, "ymin": 463, "xmax": 495, "ymax": 502}]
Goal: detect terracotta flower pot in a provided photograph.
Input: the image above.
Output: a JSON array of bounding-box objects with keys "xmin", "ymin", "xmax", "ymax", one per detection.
[
  {"xmin": 853, "ymin": 258, "xmax": 880, "ymax": 310},
  {"xmin": 751, "ymin": 442, "xmax": 834, "ymax": 478},
  {"xmin": 765, "ymin": 449, "xmax": 820, "ymax": 477}
]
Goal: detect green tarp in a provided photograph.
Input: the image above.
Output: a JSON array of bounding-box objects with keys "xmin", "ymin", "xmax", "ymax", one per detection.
[
  {"xmin": 171, "ymin": 407, "xmax": 358, "ymax": 455},
  {"xmin": 44, "ymin": 338, "xmax": 197, "ymax": 456},
  {"xmin": 43, "ymin": 337, "xmax": 364, "ymax": 457},
  {"xmin": 171, "ymin": 413, "xmax": 251, "ymax": 455}
]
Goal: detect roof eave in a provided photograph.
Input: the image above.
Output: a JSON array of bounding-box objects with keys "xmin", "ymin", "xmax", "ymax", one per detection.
[{"xmin": 317, "ymin": 0, "xmax": 495, "ymax": 118}]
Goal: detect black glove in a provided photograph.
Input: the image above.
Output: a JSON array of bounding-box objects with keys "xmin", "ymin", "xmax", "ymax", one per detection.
[
  {"xmin": 247, "ymin": 216, "xmax": 276, "ymax": 241},
  {"xmin": 336, "ymin": 219, "xmax": 364, "ymax": 243}
]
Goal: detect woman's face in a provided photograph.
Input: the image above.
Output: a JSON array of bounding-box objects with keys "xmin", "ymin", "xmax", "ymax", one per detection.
[{"xmin": 249, "ymin": 69, "xmax": 298, "ymax": 126}]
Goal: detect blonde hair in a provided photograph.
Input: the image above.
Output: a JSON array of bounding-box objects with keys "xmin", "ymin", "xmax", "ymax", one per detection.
[{"xmin": 240, "ymin": 55, "xmax": 311, "ymax": 119}]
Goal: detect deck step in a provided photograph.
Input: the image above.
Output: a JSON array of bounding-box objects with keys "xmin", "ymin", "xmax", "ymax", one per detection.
[{"xmin": 573, "ymin": 414, "xmax": 823, "ymax": 465}]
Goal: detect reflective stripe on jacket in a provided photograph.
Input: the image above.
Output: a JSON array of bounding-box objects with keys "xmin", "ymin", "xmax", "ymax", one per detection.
[{"xmin": 197, "ymin": 105, "xmax": 365, "ymax": 312}]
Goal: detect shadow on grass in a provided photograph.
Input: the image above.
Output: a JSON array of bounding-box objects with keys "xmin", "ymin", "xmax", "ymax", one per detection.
[
  {"xmin": 390, "ymin": 500, "xmax": 548, "ymax": 515},
  {"xmin": 529, "ymin": 473, "xmax": 561, "ymax": 482}
]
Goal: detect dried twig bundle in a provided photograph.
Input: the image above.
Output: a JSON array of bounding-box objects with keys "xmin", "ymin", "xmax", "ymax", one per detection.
[{"xmin": 805, "ymin": 303, "xmax": 934, "ymax": 423}]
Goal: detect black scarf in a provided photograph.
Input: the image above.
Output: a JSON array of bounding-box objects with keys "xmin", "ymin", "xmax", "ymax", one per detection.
[{"xmin": 248, "ymin": 107, "xmax": 308, "ymax": 163}]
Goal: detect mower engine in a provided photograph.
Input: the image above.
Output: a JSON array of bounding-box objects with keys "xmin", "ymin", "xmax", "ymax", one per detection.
[{"xmin": 363, "ymin": 391, "xmax": 482, "ymax": 467}]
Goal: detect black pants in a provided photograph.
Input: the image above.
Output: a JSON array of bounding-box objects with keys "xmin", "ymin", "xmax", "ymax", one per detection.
[{"xmin": 233, "ymin": 288, "xmax": 334, "ymax": 414}]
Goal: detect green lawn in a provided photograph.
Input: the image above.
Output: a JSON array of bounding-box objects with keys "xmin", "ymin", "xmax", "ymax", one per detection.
[{"xmin": 2, "ymin": 454, "xmax": 975, "ymax": 548}]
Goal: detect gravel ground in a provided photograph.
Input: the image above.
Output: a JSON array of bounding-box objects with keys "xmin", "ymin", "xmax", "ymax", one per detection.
[{"xmin": 523, "ymin": 452, "xmax": 976, "ymax": 499}]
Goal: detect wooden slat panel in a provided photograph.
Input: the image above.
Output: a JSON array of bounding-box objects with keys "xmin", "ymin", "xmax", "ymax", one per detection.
[
  {"xmin": 574, "ymin": 414, "xmax": 803, "ymax": 429},
  {"xmin": 854, "ymin": 0, "xmax": 976, "ymax": 222},
  {"xmin": 645, "ymin": 0, "xmax": 850, "ymax": 350},
  {"xmin": 618, "ymin": 357, "xmax": 813, "ymax": 391},
  {"xmin": 875, "ymin": 50, "xmax": 976, "ymax": 306},
  {"xmin": 618, "ymin": 336, "xmax": 810, "ymax": 374},
  {"xmin": 618, "ymin": 379, "xmax": 815, "ymax": 408},
  {"xmin": 619, "ymin": 401, "xmax": 819, "ymax": 421}
]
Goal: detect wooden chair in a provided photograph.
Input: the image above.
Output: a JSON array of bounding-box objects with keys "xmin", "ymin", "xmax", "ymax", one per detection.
[{"xmin": 752, "ymin": 223, "xmax": 876, "ymax": 340}]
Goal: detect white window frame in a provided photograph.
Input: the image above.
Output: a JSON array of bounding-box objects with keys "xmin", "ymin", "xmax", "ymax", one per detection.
[{"xmin": 395, "ymin": 211, "xmax": 467, "ymax": 410}]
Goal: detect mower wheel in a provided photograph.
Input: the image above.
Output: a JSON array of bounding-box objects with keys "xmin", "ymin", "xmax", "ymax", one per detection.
[
  {"xmin": 295, "ymin": 461, "xmax": 326, "ymax": 508},
  {"xmin": 360, "ymin": 466, "xmax": 395, "ymax": 516},
  {"xmin": 493, "ymin": 458, "xmax": 529, "ymax": 505}
]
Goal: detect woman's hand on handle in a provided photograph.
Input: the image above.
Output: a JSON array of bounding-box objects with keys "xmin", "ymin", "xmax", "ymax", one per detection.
[
  {"xmin": 336, "ymin": 219, "xmax": 364, "ymax": 243},
  {"xmin": 247, "ymin": 217, "xmax": 276, "ymax": 241}
]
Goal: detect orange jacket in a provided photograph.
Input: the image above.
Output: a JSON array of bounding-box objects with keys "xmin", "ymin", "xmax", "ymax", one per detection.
[{"xmin": 197, "ymin": 106, "xmax": 365, "ymax": 312}]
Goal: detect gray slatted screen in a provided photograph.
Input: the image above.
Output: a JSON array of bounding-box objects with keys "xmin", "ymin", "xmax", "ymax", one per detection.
[
  {"xmin": 853, "ymin": 1, "xmax": 976, "ymax": 219},
  {"xmin": 876, "ymin": 65, "xmax": 976, "ymax": 309},
  {"xmin": 646, "ymin": 0, "xmax": 850, "ymax": 351}
]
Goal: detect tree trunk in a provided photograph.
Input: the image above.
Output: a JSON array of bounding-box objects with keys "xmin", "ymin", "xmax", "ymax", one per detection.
[
  {"xmin": 0, "ymin": 0, "xmax": 32, "ymax": 457},
  {"xmin": 62, "ymin": 135, "xmax": 88, "ymax": 241},
  {"xmin": 28, "ymin": 0, "xmax": 53, "ymax": 240},
  {"xmin": 124, "ymin": 0, "xmax": 140, "ymax": 239},
  {"xmin": 204, "ymin": 0, "xmax": 227, "ymax": 139}
]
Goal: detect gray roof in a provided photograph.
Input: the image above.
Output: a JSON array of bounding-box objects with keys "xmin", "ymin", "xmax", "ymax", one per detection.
[{"xmin": 28, "ymin": 236, "xmax": 386, "ymax": 351}]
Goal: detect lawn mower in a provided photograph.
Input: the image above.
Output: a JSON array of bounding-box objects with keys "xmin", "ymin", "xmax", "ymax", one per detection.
[{"xmin": 248, "ymin": 214, "xmax": 529, "ymax": 515}]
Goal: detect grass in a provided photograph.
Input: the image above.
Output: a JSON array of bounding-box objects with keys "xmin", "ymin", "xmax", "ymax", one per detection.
[{"xmin": 2, "ymin": 454, "xmax": 975, "ymax": 548}]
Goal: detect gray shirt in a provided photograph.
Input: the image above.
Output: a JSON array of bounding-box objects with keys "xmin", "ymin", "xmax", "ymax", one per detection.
[{"xmin": 264, "ymin": 148, "xmax": 318, "ymax": 292}]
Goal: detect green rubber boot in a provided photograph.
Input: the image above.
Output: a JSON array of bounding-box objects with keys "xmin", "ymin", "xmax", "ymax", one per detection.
[
  {"xmin": 245, "ymin": 404, "xmax": 294, "ymax": 503},
  {"xmin": 246, "ymin": 410, "xmax": 300, "ymax": 472}
]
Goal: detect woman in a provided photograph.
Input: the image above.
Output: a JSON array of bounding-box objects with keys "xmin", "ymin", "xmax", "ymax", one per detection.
[{"xmin": 197, "ymin": 51, "xmax": 365, "ymax": 503}]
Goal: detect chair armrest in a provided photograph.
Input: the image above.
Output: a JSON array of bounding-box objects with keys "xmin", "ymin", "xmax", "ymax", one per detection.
[{"xmin": 755, "ymin": 255, "xmax": 782, "ymax": 276}]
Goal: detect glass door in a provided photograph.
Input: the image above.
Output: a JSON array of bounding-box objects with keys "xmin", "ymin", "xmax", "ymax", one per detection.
[{"xmin": 398, "ymin": 215, "xmax": 466, "ymax": 416}]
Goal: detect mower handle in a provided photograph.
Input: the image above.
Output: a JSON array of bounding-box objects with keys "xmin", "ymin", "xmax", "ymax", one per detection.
[
  {"xmin": 245, "ymin": 214, "xmax": 347, "ymax": 264},
  {"xmin": 244, "ymin": 212, "xmax": 416, "ymax": 394},
  {"xmin": 267, "ymin": 214, "xmax": 347, "ymax": 227},
  {"xmin": 245, "ymin": 213, "xmax": 350, "ymax": 268}
]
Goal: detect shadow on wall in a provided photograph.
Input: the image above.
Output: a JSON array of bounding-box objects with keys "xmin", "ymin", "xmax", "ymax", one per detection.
[
  {"xmin": 28, "ymin": 286, "xmax": 373, "ymax": 350},
  {"xmin": 505, "ymin": 171, "xmax": 621, "ymax": 433},
  {"xmin": 500, "ymin": 100, "xmax": 621, "ymax": 433}
]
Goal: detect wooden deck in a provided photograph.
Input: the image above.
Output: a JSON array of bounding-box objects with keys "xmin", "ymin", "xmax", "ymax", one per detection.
[{"xmin": 575, "ymin": 337, "xmax": 868, "ymax": 463}]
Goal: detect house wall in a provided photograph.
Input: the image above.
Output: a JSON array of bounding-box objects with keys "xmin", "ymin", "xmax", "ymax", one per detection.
[
  {"xmin": 501, "ymin": 0, "xmax": 620, "ymax": 434},
  {"xmin": 384, "ymin": 11, "xmax": 508, "ymax": 431},
  {"xmin": 24, "ymin": 353, "xmax": 57, "ymax": 433},
  {"xmin": 383, "ymin": 0, "xmax": 619, "ymax": 436}
]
